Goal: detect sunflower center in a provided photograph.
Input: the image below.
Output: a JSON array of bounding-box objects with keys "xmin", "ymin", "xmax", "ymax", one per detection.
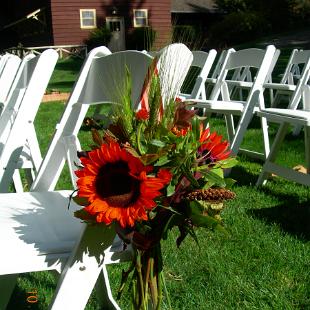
[{"xmin": 95, "ymin": 161, "xmax": 140, "ymax": 207}]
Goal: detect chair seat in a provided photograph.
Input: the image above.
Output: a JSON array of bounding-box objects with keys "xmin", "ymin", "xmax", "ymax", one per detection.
[
  {"xmin": 226, "ymin": 80, "xmax": 253, "ymax": 89},
  {"xmin": 264, "ymin": 82, "xmax": 296, "ymax": 92},
  {"xmin": 258, "ymin": 108, "xmax": 310, "ymax": 126},
  {"xmin": 0, "ymin": 190, "xmax": 83, "ymax": 275},
  {"xmin": 0, "ymin": 190, "xmax": 132, "ymax": 275},
  {"xmin": 191, "ymin": 99, "xmax": 245, "ymax": 113},
  {"xmin": 205, "ymin": 77, "xmax": 217, "ymax": 84}
]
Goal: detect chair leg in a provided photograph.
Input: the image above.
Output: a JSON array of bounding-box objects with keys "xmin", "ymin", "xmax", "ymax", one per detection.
[
  {"xmin": 256, "ymin": 122, "xmax": 289, "ymax": 186},
  {"xmin": 95, "ymin": 267, "xmax": 121, "ymax": 310},
  {"xmin": 12, "ymin": 170, "xmax": 24, "ymax": 193},
  {"xmin": 0, "ymin": 274, "xmax": 18, "ymax": 310},
  {"xmin": 260, "ymin": 116, "xmax": 270, "ymax": 159},
  {"xmin": 305, "ymin": 126, "xmax": 310, "ymax": 174},
  {"xmin": 225, "ymin": 114, "xmax": 235, "ymax": 145},
  {"xmin": 49, "ymin": 225, "xmax": 119, "ymax": 310},
  {"xmin": 229, "ymin": 109, "xmax": 254, "ymax": 156}
]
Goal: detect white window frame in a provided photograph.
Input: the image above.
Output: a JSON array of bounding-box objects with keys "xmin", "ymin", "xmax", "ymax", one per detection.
[
  {"xmin": 80, "ymin": 9, "xmax": 97, "ymax": 29},
  {"xmin": 133, "ymin": 9, "xmax": 148, "ymax": 28}
]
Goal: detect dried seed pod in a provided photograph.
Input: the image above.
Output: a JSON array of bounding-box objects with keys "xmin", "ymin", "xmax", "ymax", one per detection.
[{"xmin": 185, "ymin": 188, "xmax": 236, "ymax": 203}]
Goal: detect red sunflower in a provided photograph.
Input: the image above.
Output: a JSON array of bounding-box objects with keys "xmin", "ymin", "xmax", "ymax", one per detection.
[
  {"xmin": 75, "ymin": 142, "xmax": 171, "ymax": 228},
  {"xmin": 199, "ymin": 128, "xmax": 231, "ymax": 161}
]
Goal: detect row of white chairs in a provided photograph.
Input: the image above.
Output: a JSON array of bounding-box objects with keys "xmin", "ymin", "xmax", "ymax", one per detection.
[
  {"xmin": 0, "ymin": 44, "xmax": 193, "ymax": 309},
  {"xmin": 181, "ymin": 46, "xmax": 309, "ymax": 186}
]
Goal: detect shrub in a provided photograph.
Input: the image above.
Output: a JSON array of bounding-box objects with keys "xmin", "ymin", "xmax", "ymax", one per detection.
[
  {"xmin": 172, "ymin": 25, "xmax": 205, "ymax": 49},
  {"xmin": 209, "ymin": 11, "xmax": 270, "ymax": 47},
  {"xmin": 85, "ymin": 26, "xmax": 112, "ymax": 50},
  {"xmin": 127, "ymin": 27, "xmax": 156, "ymax": 51}
]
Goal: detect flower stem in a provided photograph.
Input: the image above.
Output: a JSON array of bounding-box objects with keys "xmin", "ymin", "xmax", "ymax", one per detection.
[
  {"xmin": 136, "ymin": 251, "xmax": 146, "ymax": 309},
  {"xmin": 161, "ymin": 271, "xmax": 172, "ymax": 310}
]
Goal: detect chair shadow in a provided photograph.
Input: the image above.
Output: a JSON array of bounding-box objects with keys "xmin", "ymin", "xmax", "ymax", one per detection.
[
  {"xmin": 229, "ymin": 165, "xmax": 259, "ymax": 186},
  {"xmin": 7, "ymin": 272, "xmax": 54, "ymax": 310},
  {"xmin": 248, "ymin": 201, "xmax": 310, "ymax": 241},
  {"xmin": 229, "ymin": 165, "xmax": 310, "ymax": 241},
  {"xmin": 47, "ymin": 81, "xmax": 75, "ymax": 90}
]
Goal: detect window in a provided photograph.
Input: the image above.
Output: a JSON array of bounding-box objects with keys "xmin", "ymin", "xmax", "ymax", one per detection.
[
  {"xmin": 133, "ymin": 9, "xmax": 148, "ymax": 27},
  {"xmin": 80, "ymin": 9, "xmax": 96, "ymax": 29}
]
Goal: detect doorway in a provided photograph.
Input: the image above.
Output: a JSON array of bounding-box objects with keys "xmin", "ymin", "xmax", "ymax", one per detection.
[{"xmin": 106, "ymin": 17, "xmax": 125, "ymax": 52}]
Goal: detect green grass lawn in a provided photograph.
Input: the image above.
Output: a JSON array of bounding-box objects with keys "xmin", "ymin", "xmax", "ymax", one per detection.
[
  {"xmin": 7, "ymin": 101, "xmax": 310, "ymax": 309},
  {"xmin": 47, "ymin": 57, "xmax": 84, "ymax": 93}
]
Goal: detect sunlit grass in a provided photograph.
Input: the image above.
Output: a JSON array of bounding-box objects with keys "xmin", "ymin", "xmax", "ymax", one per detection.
[{"xmin": 7, "ymin": 101, "xmax": 310, "ymax": 309}]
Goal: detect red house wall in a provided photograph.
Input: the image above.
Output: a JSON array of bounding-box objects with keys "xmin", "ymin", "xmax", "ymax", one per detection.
[{"xmin": 50, "ymin": 0, "xmax": 171, "ymax": 49}]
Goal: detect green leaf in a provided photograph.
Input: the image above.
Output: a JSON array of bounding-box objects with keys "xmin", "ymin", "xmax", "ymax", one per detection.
[
  {"xmin": 224, "ymin": 178, "xmax": 237, "ymax": 188},
  {"xmin": 73, "ymin": 196, "xmax": 89, "ymax": 206},
  {"xmin": 150, "ymin": 139, "xmax": 166, "ymax": 147},
  {"xmin": 140, "ymin": 153, "xmax": 160, "ymax": 165},
  {"xmin": 200, "ymin": 169, "xmax": 226, "ymax": 187},
  {"xmin": 191, "ymin": 116, "xmax": 201, "ymax": 141},
  {"xmin": 189, "ymin": 201, "xmax": 227, "ymax": 234},
  {"xmin": 74, "ymin": 208, "xmax": 95, "ymax": 222},
  {"xmin": 166, "ymin": 183, "xmax": 176, "ymax": 196},
  {"xmin": 161, "ymin": 213, "xmax": 182, "ymax": 240},
  {"xmin": 154, "ymin": 156, "xmax": 171, "ymax": 166},
  {"xmin": 214, "ymin": 158, "xmax": 239, "ymax": 169}
]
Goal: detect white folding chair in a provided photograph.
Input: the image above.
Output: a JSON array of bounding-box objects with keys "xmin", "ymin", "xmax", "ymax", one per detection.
[
  {"xmin": 178, "ymin": 49, "xmax": 217, "ymax": 101},
  {"xmin": 0, "ymin": 51, "xmax": 58, "ymax": 193},
  {"xmin": 264, "ymin": 49, "xmax": 310, "ymax": 136},
  {"xmin": 94, "ymin": 43, "xmax": 193, "ymax": 118},
  {"xmin": 186, "ymin": 45, "xmax": 277, "ymax": 159},
  {"xmin": 0, "ymin": 54, "xmax": 21, "ymax": 114},
  {"xmin": 265, "ymin": 49, "xmax": 306, "ymax": 107},
  {"xmin": 229, "ymin": 48, "xmax": 280, "ymax": 101},
  {"xmin": 0, "ymin": 44, "xmax": 193, "ymax": 309},
  {"xmin": 256, "ymin": 52, "xmax": 310, "ymax": 186}
]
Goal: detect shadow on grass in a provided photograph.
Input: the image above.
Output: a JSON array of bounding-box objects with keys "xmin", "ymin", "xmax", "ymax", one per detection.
[
  {"xmin": 230, "ymin": 164, "xmax": 310, "ymax": 241},
  {"xmin": 7, "ymin": 273, "xmax": 56, "ymax": 310},
  {"xmin": 248, "ymin": 201, "xmax": 310, "ymax": 241},
  {"xmin": 47, "ymin": 81, "xmax": 75, "ymax": 90},
  {"xmin": 229, "ymin": 165, "xmax": 259, "ymax": 186}
]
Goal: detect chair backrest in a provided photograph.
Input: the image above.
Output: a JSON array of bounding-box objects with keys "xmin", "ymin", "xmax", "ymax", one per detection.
[
  {"xmin": 211, "ymin": 45, "xmax": 277, "ymax": 102},
  {"xmin": 286, "ymin": 50, "xmax": 310, "ymax": 110},
  {"xmin": 31, "ymin": 47, "xmax": 151, "ymax": 191},
  {"xmin": 0, "ymin": 54, "xmax": 21, "ymax": 112},
  {"xmin": 156, "ymin": 43, "xmax": 193, "ymax": 107},
  {"xmin": 280, "ymin": 49, "xmax": 307, "ymax": 85},
  {"xmin": 31, "ymin": 44, "xmax": 193, "ymax": 192},
  {"xmin": 210, "ymin": 49, "xmax": 234, "ymax": 80},
  {"xmin": 0, "ymin": 49, "xmax": 59, "ymax": 192},
  {"xmin": 0, "ymin": 54, "xmax": 40, "ymax": 155},
  {"xmin": 0, "ymin": 54, "xmax": 11, "ymax": 76},
  {"xmin": 280, "ymin": 49, "xmax": 310, "ymax": 85},
  {"xmin": 180, "ymin": 49, "xmax": 217, "ymax": 100}
]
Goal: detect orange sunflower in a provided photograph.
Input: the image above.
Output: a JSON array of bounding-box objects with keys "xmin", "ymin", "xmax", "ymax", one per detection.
[
  {"xmin": 199, "ymin": 128, "xmax": 231, "ymax": 162},
  {"xmin": 75, "ymin": 142, "xmax": 172, "ymax": 228}
]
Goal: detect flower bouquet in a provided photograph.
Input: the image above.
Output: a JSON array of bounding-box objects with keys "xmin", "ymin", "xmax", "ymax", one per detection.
[{"xmin": 73, "ymin": 56, "xmax": 237, "ymax": 309}]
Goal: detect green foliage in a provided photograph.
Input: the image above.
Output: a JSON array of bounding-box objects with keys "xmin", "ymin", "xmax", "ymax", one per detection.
[
  {"xmin": 85, "ymin": 26, "xmax": 112, "ymax": 50},
  {"xmin": 127, "ymin": 27, "xmax": 156, "ymax": 51},
  {"xmin": 209, "ymin": 11, "xmax": 270, "ymax": 46},
  {"xmin": 215, "ymin": 0, "xmax": 250, "ymax": 12},
  {"xmin": 212, "ymin": 0, "xmax": 310, "ymax": 46},
  {"xmin": 172, "ymin": 25, "xmax": 196, "ymax": 43},
  {"xmin": 290, "ymin": 0, "xmax": 310, "ymax": 19},
  {"xmin": 172, "ymin": 25, "xmax": 204, "ymax": 49}
]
